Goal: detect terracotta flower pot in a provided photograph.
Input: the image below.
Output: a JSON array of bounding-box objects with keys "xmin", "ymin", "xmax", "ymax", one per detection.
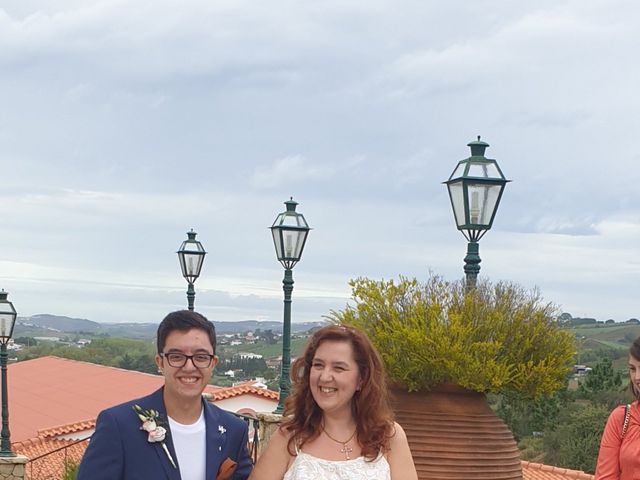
[{"xmin": 391, "ymin": 384, "xmax": 522, "ymax": 480}]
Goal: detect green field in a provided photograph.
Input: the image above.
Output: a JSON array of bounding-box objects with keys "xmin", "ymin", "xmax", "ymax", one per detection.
[
  {"xmin": 567, "ymin": 323, "xmax": 640, "ymax": 371},
  {"xmin": 569, "ymin": 324, "xmax": 640, "ymax": 344}
]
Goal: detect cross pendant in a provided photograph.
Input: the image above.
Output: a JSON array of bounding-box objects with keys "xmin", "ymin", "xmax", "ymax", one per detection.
[{"xmin": 341, "ymin": 444, "xmax": 353, "ymax": 460}]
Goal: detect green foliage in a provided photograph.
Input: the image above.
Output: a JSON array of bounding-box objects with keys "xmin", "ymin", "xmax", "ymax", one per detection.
[
  {"xmin": 518, "ymin": 436, "xmax": 544, "ymax": 461},
  {"xmin": 578, "ymin": 347, "xmax": 626, "ymax": 365},
  {"xmin": 578, "ymin": 359, "xmax": 622, "ymax": 396},
  {"xmin": 13, "ymin": 336, "xmax": 37, "ymax": 346},
  {"xmin": 218, "ymin": 355, "xmax": 270, "ymax": 377},
  {"xmin": 327, "ymin": 275, "xmax": 575, "ymax": 398},
  {"xmin": 62, "ymin": 459, "xmax": 78, "ymax": 480},
  {"xmin": 494, "ymin": 390, "xmax": 572, "ymax": 441},
  {"xmin": 16, "ymin": 338, "xmax": 157, "ymax": 373},
  {"xmin": 543, "ymin": 403, "xmax": 609, "ymax": 474},
  {"xmin": 576, "ymin": 358, "xmax": 629, "ymax": 409}
]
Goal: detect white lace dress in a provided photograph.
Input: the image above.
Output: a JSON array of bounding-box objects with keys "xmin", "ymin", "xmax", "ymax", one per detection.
[{"xmin": 283, "ymin": 450, "xmax": 391, "ymax": 480}]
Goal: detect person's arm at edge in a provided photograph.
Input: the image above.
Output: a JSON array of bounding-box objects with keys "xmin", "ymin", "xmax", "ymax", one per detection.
[
  {"xmin": 387, "ymin": 421, "xmax": 418, "ymax": 480},
  {"xmin": 594, "ymin": 405, "xmax": 625, "ymax": 480},
  {"xmin": 77, "ymin": 409, "xmax": 124, "ymax": 480},
  {"xmin": 248, "ymin": 427, "xmax": 292, "ymax": 480},
  {"xmin": 232, "ymin": 421, "xmax": 253, "ymax": 480}
]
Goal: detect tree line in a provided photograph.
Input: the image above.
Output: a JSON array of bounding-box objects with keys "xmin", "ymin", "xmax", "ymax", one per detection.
[{"xmin": 494, "ymin": 351, "xmax": 630, "ymax": 473}]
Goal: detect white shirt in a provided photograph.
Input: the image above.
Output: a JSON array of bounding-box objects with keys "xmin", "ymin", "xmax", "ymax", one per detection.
[{"xmin": 169, "ymin": 409, "xmax": 206, "ymax": 480}]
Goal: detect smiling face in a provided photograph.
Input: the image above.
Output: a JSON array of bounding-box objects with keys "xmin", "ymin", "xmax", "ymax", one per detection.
[
  {"xmin": 155, "ymin": 328, "xmax": 219, "ymax": 406},
  {"xmin": 309, "ymin": 340, "xmax": 362, "ymax": 416}
]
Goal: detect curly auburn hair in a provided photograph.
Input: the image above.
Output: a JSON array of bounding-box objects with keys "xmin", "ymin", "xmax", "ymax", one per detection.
[{"xmin": 281, "ymin": 324, "xmax": 395, "ymax": 460}]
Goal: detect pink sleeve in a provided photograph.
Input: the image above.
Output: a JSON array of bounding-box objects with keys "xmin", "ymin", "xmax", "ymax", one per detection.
[{"xmin": 594, "ymin": 406, "xmax": 625, "ymax": 480}]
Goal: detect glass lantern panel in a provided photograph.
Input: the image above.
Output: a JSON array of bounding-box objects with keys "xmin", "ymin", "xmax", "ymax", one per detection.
[
  {"xmin": 449, "ymin": 162, "xmax": 467, "ymax": 180},
  {"xmin": 467, "ymin": 161, "xmax": 502, "ymax": 180},
  {"xmin": 271, "ymin": 213, "xmax": 284, "ymax": 227},
  {"xmin": 467, "ymin": 183, "xmax": 503, "ymax": 226},
  {"xmin": 180, "ymin": 252, "xmax": 205, "ymax": 279},
  {"xmin": 295, "ymin": 230, "xmax": 309, "ymax": 258},
  {"xmin": 271, "ymin": 228, "xmax": 284, "ymax": 258},
  {"xmin": 0, "ymin": 315, "xmax": 14, "ymax": 339},
  {"xmin": 274, "ymin": 213, "xmax": 308, "ymax": 229},
  {"xmin": 447, "ymin": 181, "xmax": 466, "ymax": 227},
  {"xmin": 282, "ymin": 230, "xmax": 308, "ymax": 260},
  {"xmin": 180, "ymin": 242, "xmax": 205, "ymax": 254}
]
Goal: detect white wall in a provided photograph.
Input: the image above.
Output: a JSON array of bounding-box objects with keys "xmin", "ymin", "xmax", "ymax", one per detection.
[{"xmin": 213, "ymin": 395, "xmax": 277, "ymax": 415}]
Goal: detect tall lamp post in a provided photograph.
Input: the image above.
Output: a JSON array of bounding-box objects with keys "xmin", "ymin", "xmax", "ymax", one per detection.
[
  {"xmin": 0, "ymin": 290, "xmax": 17, "ymax": 457},
  {"xmin": 270, "ymin": 198, "xmax": 310, "ymax": 414},
  {"xmin": 177, "ymin": 229, "xmax": 207, "ymax": 311},
  {"xmin": 444, "ymin": 137, "xmax": 509, "ymax": 291}
]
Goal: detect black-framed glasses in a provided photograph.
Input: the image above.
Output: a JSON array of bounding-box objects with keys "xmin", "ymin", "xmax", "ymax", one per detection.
[{"xmin": 160, "ymin": 352, "xmax": 215, "ymax": 368}]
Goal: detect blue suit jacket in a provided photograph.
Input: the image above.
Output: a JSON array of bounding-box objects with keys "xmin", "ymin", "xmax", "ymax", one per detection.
[{"xmin": 77, "ymin": 388, "xmax": 252, "ymax": 480}]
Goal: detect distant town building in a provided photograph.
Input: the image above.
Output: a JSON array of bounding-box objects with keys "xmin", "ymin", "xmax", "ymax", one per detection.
[
  {"xmin": 238, "ymin": 352, "xmax": 263, "ymax": 360},
  {"xmin": 6, "ymin": 339, "xmax": 22, "ymax": 351},
  {"xmin": 573, "ymin": 364, "xmax": 593, "ymax": 376},
  {"xmin": 33, "ymin": 336, "xmax": 61, "ymax": 342}
]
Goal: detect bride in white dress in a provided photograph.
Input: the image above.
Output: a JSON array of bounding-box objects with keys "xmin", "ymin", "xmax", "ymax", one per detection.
[{"xmin": 249, "ymin": 325, "xmax": 418, "ymax": 480}]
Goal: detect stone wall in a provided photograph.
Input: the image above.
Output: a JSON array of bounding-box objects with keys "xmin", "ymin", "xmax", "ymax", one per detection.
[
  {"xmin": 256, "ymin": 412, "xmax": 282, "ymax": 457},
  {"xmin": 0, "ymin": 455, "xmax": 28, "ymax": 480}
]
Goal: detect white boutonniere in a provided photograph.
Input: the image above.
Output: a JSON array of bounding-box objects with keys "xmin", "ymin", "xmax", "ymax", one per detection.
[
  {"xmin": 218, "ymin": 425, "xmax": 226, "ymax": 435},
  {"xmin": 133, "ymin": 404, "xmax": 177, "ymax": 469}
]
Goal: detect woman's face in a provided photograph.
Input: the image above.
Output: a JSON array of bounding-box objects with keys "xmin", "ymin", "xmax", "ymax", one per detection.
[
  {"xmin": 309, "ymin": 340, "xmax": 362, "ymax": 416},
  {"xmin": 628, "ymin": 354, "xmax": 640, "ymax": 395}
]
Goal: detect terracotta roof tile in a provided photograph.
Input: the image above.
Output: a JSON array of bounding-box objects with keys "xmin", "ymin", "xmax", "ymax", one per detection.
[
  {"xmin": 522, "ymin": 461, "xmax": 594, "ymax": 480},
  {"xmin": 8, "ymin": 356, "xmax": 166, "ymax": 443},
  {"xmin": 14, "ymin": 436, "xmax": 88, "ymax": 480},
  {"xmin": 37, "ymin": 419, "xmax": 96, "ymax": 439},
  {"xmin": 209, "ymin": 382, "xmax": 279, "ymax": 401}
]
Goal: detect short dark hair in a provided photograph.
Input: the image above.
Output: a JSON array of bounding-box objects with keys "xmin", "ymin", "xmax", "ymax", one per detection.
[{"xmin": 156, "ymin": 310, "xmax": 216, "ymax": 354}]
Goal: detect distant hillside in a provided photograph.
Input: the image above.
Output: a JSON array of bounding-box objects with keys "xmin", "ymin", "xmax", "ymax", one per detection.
[
  {"xmin": 15, "ymin": 314, "xmax": 324, "ymax": 340},
  {"xmin": 17, "ymin": 314, "xmax": 101, "ymax": 333},
  {"xmin": 211, "ymin": 320, "xmax": 323, "ymax": 335},
  {"xmin": 570, "ymin": 323, "xmax": 640, "ymax": 349}
]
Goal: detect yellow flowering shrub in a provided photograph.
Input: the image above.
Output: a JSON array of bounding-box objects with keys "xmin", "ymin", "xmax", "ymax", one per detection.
[{"xmin": 327, "ymin": 275, "xmax": 575, "ymax": 399}]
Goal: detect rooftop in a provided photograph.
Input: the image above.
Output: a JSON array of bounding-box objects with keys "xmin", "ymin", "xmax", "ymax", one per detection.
[
  {"xmin": 8, "ymin": 356, "xmax": 276, "ymax": 443},
  {"xmin": 522, "ymin": 461, "xmax": 594, "ymax": 480}
]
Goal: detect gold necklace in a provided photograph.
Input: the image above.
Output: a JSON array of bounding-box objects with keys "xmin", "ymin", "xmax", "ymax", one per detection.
[{"xmin": 321, "ymin": 425, "xmax": 357, "ymax": 460}]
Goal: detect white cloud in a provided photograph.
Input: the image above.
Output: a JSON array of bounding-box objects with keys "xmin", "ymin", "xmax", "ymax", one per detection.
[
  {"xmin": 249, "ymin": 155, "xmax": 332, "ymax": 189},
  {"xmin": 1, "ymin": 0, "xmax": 639, "ymax": 323}
]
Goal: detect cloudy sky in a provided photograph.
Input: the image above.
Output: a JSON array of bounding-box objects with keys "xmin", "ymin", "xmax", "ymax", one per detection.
[{"xmin": 1, "ymin": 0, "xmax": 638, "ymax": 324}]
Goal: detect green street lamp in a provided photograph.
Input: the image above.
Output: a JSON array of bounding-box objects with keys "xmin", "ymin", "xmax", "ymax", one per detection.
[
  {"xmin": 177, "ymin": 229, "xmax": 207, "ymax": 311},
  {"xmin": 270, "ymin": 198, "xmax": 310, "ymax": 414},
  {"xmin": 444, "ymin": 137, "xmax": 510, "ymax": 291},
  {"xmin": 0, "ymin": 290, "xmax": 17, "ymax": 457}
]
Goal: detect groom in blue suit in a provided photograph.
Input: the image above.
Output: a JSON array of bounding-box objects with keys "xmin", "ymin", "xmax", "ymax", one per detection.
[{"xmin": 77, "ymin": 310, "xmax": 253, "ymax": 480}]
